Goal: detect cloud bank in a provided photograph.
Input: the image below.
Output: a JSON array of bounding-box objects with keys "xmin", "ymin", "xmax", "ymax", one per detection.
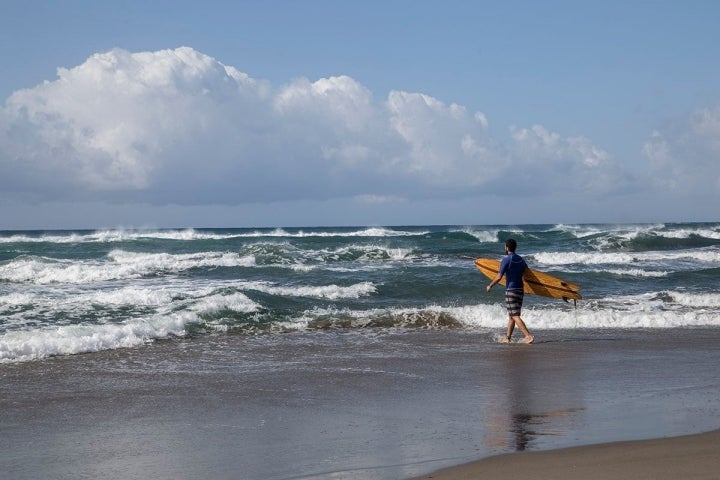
[
  {"xmin": 1, "ymin": 47, "xmax": 631, "ymax": 208},
  {"xmin": 643, "ymin": 105, "xmax": 720, "ymax": 194}
]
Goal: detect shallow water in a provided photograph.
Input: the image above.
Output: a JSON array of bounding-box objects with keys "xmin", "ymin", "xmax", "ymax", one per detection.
[{"xmin": 2, "ymin": 328, "xmax": 719, "ymax": 480}]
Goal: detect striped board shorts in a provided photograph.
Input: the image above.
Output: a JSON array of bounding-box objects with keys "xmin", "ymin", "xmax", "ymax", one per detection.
[{"xmin": 505, "ymin": 289, "xmax": 524, "ymax": 316}]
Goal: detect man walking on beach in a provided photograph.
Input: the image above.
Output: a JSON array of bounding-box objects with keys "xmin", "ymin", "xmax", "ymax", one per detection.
[{"xmin": 486, "ymin": 239, "xmax": 534, "ymax": 344}]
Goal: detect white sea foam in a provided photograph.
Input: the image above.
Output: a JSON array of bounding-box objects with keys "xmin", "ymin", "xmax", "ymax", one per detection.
[
  {"xmin": 604, "ymin": 268, "xmax": 669, "ymax": 277},
  {"xmin": 0, "ymin": 279, "xmax": 371, "ymax": 331},
  {"xmin": 454, "ymin": 300, "xmax": 720, "ymax": 329},
  {"xmin": 0, "ymin": 227, "xmax": 430, "ymax": 244},
  {"xmin": 655, "ymin": 227, "xmax": 720, "ymax": 240},
  {"xmin": 0, "ymin": 250, "xmax": 256, "ymax": 284},
  {"xmin": 666, "ymin": 291, "xmax": 720, "ymax": 308},
  {"xmin": 532, "ymin": 248, "xmax": 720, "ymax": 266},
  {"xmin": 107, "ymin": 250, "xmax": 256, "ymax": 270},
  {"xmin": 0, "ymin": 292, "xmax": 37, "ymax": 306},
  {"xmin": 281, "ymin": 227, "xmax": 426, "ymax": 238},
  {"xmin": 525, "ymin": 307, "xmax": 720, "ymax": 329},
  {"xmin": 307, "ymin": 244, "xmax": 415, "ymax": 263},
  {"xmin": 0, "ymin": 289, "xmax": 263, "ymax": 362},
  {"xmin": 3, "ymin": 288, "xmax": 718, "ymax": 363},
  {"xmin": 551, "ymin": 223, "xmax": 668, "ymax": 239},
  {"xmin": 0, "ymin": 314, "xmax": 191, "ymax": 363},
  {"xmin": 614, "ymin": 224, "xmax": 667, "ymax": 239},
  {"xmin": 78, "ymin": 286, "xmax": 177, "ymax": 306},
  {"xmin": 555, "ymin": 223, "xmax": 716, "ymax": 239},
  {"xmin": 240, "ymin": 281, "xmax": 377, "ymax": 300},
  {"xmin": 2, "ymin": 224, "xmax": 718, "ymax": 244},
  {"xmin": 550, "ymin": 223, "xmax": 720, "ymax": 245},
  {"xmin": 2, "ymin": 282, "xmax": 195, "ymax": 311},
  {"xmin": 85, "ymin": 228, "xmax": 221, "ymax": 242},
  {"xmin": 456, "ymin": 228, "xmax": 499, "ymax": 243},
  {"xmin": 240, "ymin": 242, "xmax": 418, "ymax": 267},
  {"xmin": 290, "ymin": 264, "xmax": 317, "ymax": 272},
  {"xmin": 551, "ymin": 224, "xmax": 607, "ymax": 238},
  {"xmin": 187, "ymin": 291, "xmax": 261, "ymax": 314},
  {"xmin": 0, "ymin": 228, "xmax": 228, "ymax": 244},
  {"xmin": 287, "ymin": 295, "xmax": 720, "ymax": 333}
]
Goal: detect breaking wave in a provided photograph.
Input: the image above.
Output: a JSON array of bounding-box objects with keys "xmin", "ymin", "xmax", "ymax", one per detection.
[{"xmin": 2, "ymin": 222, "xmax": 719, "ymax": 363}]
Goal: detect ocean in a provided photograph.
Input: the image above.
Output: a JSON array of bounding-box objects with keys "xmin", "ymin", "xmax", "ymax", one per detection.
[
  {"xmin": 2, "ymin": 223, "xmax": 720, "ymax": 479},
  {"xmin": 2, "ymin": 223, "xmax": 720, "ymax": 363}
]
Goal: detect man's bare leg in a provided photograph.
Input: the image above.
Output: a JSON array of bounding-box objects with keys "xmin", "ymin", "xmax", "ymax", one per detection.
[
  {"xmin": 512, "ymin": 315, "xmax": 534, "ymax": 344},
  {"xmin": 500, "ymin": 317, "xmax": 515, "ymax": 343}
]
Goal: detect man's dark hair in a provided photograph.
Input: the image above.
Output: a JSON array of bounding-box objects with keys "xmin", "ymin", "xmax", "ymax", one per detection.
[{"xmin": 505, "ymin": 238, "xmax": 517, "ymax": 253}]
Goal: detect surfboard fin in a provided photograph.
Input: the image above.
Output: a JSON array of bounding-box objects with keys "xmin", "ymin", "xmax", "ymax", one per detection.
[{"xmin": 562, "ymin": 297, "xmax": 578, "ymax": 309}]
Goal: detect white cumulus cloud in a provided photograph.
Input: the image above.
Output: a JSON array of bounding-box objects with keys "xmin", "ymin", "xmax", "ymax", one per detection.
[
  {"xmin": 0, "ymin": 46, "xmax": 626, "ymax": 205},
  {"xmin": 509, "ymin": 125, "xmax": 626, "ymax": 194},
  {"xmin": 643, "ymin": 105, "xmax": 720, "ymax": 192}
]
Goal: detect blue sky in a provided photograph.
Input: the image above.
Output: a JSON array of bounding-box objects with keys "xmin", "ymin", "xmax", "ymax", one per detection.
[{"xmin": 1, "ymin": 0, "xmax": 719, "ymax": 229}]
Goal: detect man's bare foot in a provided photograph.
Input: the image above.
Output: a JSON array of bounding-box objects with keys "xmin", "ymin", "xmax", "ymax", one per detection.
[
  {"xmin": 500, "ymin": 336, "xmax": 510, "ymax": 344},
  {"xmin": 522, "ymin": 335, "xmax": 534, "ymax": 344}
]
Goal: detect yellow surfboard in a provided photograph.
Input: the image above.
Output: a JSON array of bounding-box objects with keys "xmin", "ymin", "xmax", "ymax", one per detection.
[{"xmin": 475, "ymin": 258, "xmax": 582, "ymax": 301}]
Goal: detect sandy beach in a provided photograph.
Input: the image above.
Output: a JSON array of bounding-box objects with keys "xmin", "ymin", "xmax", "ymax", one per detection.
[
  {"xmin": 2, "ymin": 328, "xmax": 720, "ymax": 479},
  {"xmin": 414, "ymin": 429, "xmax": 720, "ymax": 480}
]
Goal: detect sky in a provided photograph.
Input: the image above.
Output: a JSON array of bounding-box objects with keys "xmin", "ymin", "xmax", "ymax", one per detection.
[{"xmin": 1, "ymin": 0, "xmax": 719, "ymax": 229}]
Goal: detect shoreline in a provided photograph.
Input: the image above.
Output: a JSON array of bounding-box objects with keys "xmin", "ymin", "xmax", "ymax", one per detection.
[
  {"xmin": 2, "ymin": 328, "xmax": 720, "ymax": 479},
  {"xmin": 412, "ymin": 428, "xmax": 720, "ymax": 480}
]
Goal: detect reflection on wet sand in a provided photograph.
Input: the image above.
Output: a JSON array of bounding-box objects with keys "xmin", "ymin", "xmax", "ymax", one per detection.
[
  {"xmin": 483, "ymin": 346, "xmax": 586, "ymax": 452},
  {"xmin": 510, "ymin": 408, "xmax": 585, "ymax": 451}
]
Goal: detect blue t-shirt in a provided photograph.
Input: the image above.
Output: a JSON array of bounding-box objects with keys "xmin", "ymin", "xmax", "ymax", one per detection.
[{"xmin": 499, "ymin": 253, "xmax": 527, "ymax": 291}]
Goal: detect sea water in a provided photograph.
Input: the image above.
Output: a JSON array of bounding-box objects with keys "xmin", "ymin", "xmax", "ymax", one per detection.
[
  {"xmin": 3, "ymin": 223, "xmax": 720, "ymax": 479},
  {"xmin": 1, "ymin": 223, "xmax": 719, "ymax": 363}
]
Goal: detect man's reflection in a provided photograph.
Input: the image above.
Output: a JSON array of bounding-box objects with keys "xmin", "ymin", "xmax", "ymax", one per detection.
[{"xmin": 483, "ymin": 347, "xmax": 585, "ymax": 452}]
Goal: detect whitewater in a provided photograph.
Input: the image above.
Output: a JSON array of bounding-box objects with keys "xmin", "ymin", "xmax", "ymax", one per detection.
[{"xmin": 1, "ymin": 223, "xmax": 719, "ymax": 363}]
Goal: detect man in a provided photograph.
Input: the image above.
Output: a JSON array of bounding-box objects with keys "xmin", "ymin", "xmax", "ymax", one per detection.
[{"xmin": 486, "ymin": 238, "xmax": 534, "ymax": 344}]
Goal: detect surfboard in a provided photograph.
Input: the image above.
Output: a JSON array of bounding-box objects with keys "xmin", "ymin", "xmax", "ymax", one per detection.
[{"xmin": 475, "ymin": 257, "xmax": 582, "ymax": 301}]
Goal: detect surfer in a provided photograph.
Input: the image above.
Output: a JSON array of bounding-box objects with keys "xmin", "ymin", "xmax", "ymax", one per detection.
[{"xmin": 486, "ymin": 239, "xmax": 534, "ymax": 344}]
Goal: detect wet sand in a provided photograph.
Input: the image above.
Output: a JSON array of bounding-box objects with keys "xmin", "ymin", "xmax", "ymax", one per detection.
[
  {"xmin": 1, "ymin": 328, "xmax": 720, "ymax": 479},
  {"xmin": 414, "ymin": 428, "xmax": 720, "ymax": 480}
]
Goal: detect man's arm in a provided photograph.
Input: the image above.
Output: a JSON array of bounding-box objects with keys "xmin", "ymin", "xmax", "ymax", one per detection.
[
  {"xmin": 486, "ymin": 272, "xmax": 503, "ymax": 292},
  {"xmin": 487, "ymin": 257, "xmax": 507, "ymax": 292}
]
